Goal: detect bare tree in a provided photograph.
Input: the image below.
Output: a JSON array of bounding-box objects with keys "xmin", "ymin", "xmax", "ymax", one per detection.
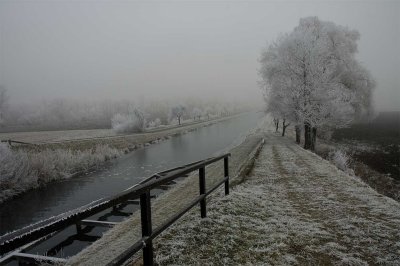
[{"xmin": 170, "ymin": 104, "xmax": 186, "ymax": 125}]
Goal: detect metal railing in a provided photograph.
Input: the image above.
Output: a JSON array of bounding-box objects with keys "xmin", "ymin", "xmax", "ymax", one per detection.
[{"xmin": 0, "ymin": 153, "xmax": 231, "ymax": 265}]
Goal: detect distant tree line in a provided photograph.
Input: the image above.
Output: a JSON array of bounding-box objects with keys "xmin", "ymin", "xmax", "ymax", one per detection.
[{"xmin": 0, "ymin": 94, "xmax": 250, "ymax": 132}]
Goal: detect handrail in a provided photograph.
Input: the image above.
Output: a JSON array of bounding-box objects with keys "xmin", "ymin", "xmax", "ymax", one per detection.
[{"xmin": 0, "ymin": 153, "xmax": 231, "ymax": 266}]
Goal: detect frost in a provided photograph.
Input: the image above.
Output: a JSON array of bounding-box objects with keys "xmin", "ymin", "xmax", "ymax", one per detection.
[
  {"xmin": 0, "ymin": 143, "xmax": 122, "ymax": 203},
  {"xmin": 329, "ymin": 149, "xmax": 353, "ymax": 174},
  {"xmin": 111, "ymin": 109, "xmax": 145, "ymax": 133},
  {"xmin": 154, "ymin": 133, "xmax": 400, "ymax": 265},
  {"xmin": 260, "ymin": 17, "xmax": 375, "ymax": 148}
]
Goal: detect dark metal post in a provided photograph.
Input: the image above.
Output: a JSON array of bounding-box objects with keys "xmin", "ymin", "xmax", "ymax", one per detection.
[
  {"xmin": 199, "ymin": 167, "xmax": 206, "ymax": 218},
  {"xmin": 140, "ymin": 190, "xmax": 153, "ymax": 265},
  {"xmin": 224, "ymin": 157, "xmax": 229, "ymax": 195},
  {"xmin": 75, "ymin": 221, "xmax": 82, "ymax": 234}
]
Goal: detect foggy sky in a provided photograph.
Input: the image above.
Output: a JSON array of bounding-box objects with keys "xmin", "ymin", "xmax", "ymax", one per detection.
[{"xmin": 0, "ymin": 0, "xmax": 399, "ymax": 111}]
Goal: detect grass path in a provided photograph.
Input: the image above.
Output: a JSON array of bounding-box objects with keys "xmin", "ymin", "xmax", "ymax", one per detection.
[{"xmin": 154, "ymin": 131, "xmax": 400, "ymax": 265}]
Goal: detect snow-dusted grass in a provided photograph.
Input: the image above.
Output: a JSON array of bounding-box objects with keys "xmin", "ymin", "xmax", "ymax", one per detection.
[
  {"xmin": 66, "ymin": 123, "xmax": 266, "ymax": 266},
  {"xmin": 154, "ymin": 134, "xmax": 400, "ymax": 265},
  {"xmin": 329, "ymin": 149, "xmax": 354, "ymax": 175},
  {"xmin": 315, "ymin": 139, "xmax": 400, "ymax": 202},
  {"xmin": 0, "ymin": 143, "xmax": 121, "ymax": 203},
  {"xmin": 0, "ymin": 114, "xmax": 236, "ymax": 144},
  {"xmin": 0, "ymin": 115, "xmax": 240, "ymax": 203}
]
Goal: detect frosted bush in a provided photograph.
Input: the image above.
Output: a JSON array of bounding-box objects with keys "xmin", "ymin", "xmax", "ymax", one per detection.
[
  {"xmin": 148, "ymin": 118, "xmax": 161, "ymax": 128},
  {"xmin": 111, "ymin": 109, "xmax": 146, "ymax": 133},
  {"xmin": 329, "ymin": 150, "xmax": 353, "ymax": 174},
  {"xmin": 28, "ymin": 145, "xmax": 121, "ymax": 184},
  {"xmin": 0, "ymin": 143, "xmax": 122, "ymax": 202},
  {"xmin": 0, "ymin": 143, "xmax": 30, "ymax": 185},
  {"xmin": 0, "ymin": 143, "xmax": 36, "ymax": 201}
]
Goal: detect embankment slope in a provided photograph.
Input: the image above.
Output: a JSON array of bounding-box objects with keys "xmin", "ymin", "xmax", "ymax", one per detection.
[{"xmin": 154, "ymin": 131, "xmax": 400, "ymax": 265}]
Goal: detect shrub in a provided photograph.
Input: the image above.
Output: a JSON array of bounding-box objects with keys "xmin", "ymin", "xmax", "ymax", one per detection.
[
  {"xmin": 0, "ymin": 143, "xmax": 36, "ymax": 201},
  {"xmin": 148, "ymin": 118, "xmax": 161, "ymax": 128},
  {"xmin": 0, "ymin": 143, "xmax": 122, "ymax": 203},
  {"xmin": 111, "ymin": 109, "xmax": 146, "ymax": 133},
  {"xmin": 329, "ymin": 149, "xmax": 353, "ymax": 175}
]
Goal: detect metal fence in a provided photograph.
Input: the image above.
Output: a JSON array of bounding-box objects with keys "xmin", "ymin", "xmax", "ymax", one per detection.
[{"xmin": 0, "ymin": 153, "xmax": 231, "ymax": 265}]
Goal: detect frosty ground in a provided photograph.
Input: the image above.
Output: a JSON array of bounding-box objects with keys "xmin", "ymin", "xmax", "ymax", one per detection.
[
  {"xmin": 64, "ymin": 119, "xmax": 400, "ymax": 265},
  {"xmin": 65, "ymin": 118, "xmax": 266, "ymax": 265},
  {"xmin": 154, "ymin": 129, "xmax": 400, "ymax": 265}
]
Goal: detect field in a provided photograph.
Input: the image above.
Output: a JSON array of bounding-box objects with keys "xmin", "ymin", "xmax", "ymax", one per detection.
[
  {"xmin": 332, "ymin": 111, "xmax": 400, "ymax": 180},
  {"xmin": 316, "ymin": 111, "xmax": 400, "ymax": 201}
]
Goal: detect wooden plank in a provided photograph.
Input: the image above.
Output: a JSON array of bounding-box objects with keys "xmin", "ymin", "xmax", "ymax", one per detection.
[
  {"xmin": 14, "ymin": 252, "xmax": 67, "ymax": 263},
  {"xmin": 126, "ymin": 200, "xmax": 140, "ymax": 205},
  {"xmin": 0, "ymin": 231, "xmax": 59, "ymax": 264},
  {"xmin": 81, "ymin": 220, "xmax": 118, "ymax": 228}
]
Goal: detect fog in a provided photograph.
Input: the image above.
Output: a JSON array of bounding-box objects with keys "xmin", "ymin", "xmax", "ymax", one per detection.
[{"xmin": 0, "ymin": 0, "xmax": 399, "ymax": 110}]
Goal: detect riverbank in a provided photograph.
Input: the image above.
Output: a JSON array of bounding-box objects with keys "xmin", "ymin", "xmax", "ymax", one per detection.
[
  {"xmin": 0, "ymin": 115, "xmax": 237, "ymax": 203},
  {"xmin": 154, "ymin": 129, "xmax": 400, "ymax": 265},
  {"xmin": 2, "ymin": 114, "xmax": 238, "ymax": 151},
  {"xmin": 66, "ymin": 117, "xmax": 267, "ymax": 265}
]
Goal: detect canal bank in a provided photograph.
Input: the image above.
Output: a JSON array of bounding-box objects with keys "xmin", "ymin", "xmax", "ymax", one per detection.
[
  {"xmin": 1, "ymin": 112, "xmax": 263, "ymax": 237},
  {"xmin": 66, "ymin": 117, "xmax": 268, "ymax": 265},
  {"xmin": 153, "ymin": 126, "xmax": 400, "ymax": 265},
  {"xmin": 1, "ymin": 115, "xmax": 240, "ymax": 205}
]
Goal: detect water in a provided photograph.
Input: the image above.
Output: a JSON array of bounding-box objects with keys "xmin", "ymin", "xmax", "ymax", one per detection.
[{"xmin": 0, "ymin": 112, "xmax": 262, "ymax": 238}]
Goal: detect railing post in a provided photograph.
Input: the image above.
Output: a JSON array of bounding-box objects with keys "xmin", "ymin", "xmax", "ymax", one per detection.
[
  {"xmin": 140, "ymin": 190, "xmax": 153, "ymax": 266},
  {"xmin": 224, "ymin": 156, "xmax": 229, "ymax": 195},
  {"xmin": 199, "ymin": 167, "xmax": 206, "ymax": 218},
  {"xmin": 75, "ymin": 221, "xmax": 82, "ymax": 234}
]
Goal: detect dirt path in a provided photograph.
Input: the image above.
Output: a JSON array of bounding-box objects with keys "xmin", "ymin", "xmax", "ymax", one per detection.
[{"xmin": 154, "ymin": 131, "xmax": 400, "ymax": 265}]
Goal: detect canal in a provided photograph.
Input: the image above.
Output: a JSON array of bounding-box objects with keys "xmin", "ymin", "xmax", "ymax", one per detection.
[{"xmin": 0, "ymin": 111, "xmax": 263, "ymax": 259}]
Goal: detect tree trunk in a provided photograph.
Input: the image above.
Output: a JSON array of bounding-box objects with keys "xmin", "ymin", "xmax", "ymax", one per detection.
[
  {"xmin": 304, "ymin": 123, "xmax": 311, "ymax": 150},
  {"xmin": 178, "ymin": 116, "xmax": 181, "ymax": 125},
  {"xmin": 295, "ymin": 125, "xmax": 301, "ymax": 144},
  {"xmin": 282, "ymin": 119, "xmax": 290, "ymax": 137},
  {"xmin": 310, "ymin": 127, "xmax": 317, "ymax": 151},
  {"xmin": 275, "ymin": 119, "xmax": 279, "ymax": 132}
]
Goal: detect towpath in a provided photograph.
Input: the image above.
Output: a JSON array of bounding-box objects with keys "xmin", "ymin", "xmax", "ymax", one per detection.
[{"xmin": 154, "ymin": 131, "xmax": 400, "ymax": 265}]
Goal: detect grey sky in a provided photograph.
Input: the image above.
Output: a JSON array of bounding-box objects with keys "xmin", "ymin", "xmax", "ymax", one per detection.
[{"xmin": 0, "ymin": 0, "xmax": 399, "ymax": 111}]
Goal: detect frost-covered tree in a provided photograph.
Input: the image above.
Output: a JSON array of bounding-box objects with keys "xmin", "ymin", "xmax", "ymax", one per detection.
[
  {"xmin": 0, "ymin": 86, "xmax": 9, "ymax": 127},
  {"xmin": 192, "ymin": 107, "xmax": 202, "ymax": 120},
  {"xmin": 203, "ymin": 106, "xmax": 214, "ymax": 120},
  {"xmin": 260, "ymin": 17, "xmax": 375, "ymax": 150},
  {"xmin": 111, "ymin": 108, "xmax": 146, "ymax": 133},
  {"xmin": 170, "ymin": 104, "xmax": 186, "ymax": 125}
]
